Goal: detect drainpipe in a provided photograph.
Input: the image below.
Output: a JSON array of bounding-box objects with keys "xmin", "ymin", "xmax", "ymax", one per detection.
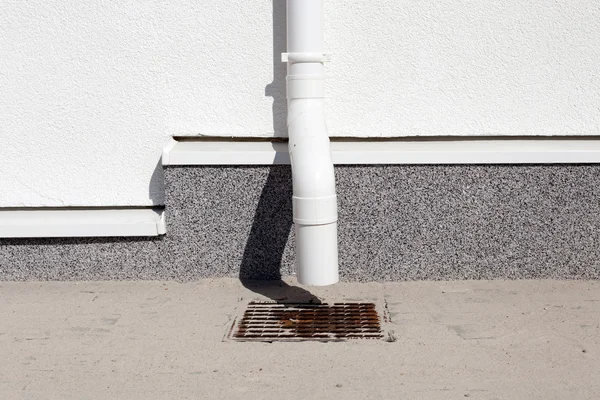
[{"xmin": 283, "ymin": 0, "xmax": 338, "ymax": 286}]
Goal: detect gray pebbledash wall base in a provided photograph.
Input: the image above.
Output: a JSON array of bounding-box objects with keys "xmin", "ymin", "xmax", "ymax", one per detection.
[{"xmin": 2, "ymin": 165, "xmax": 600, "ymax": 281}]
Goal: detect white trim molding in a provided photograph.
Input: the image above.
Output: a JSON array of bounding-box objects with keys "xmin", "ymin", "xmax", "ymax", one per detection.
[
  {"xmin": 0, "ymin": 208, "xmax": 166, "ymax": 238},
  {"xmin": 163, "ymin": 139, "xmax": 600, "ymax": 166}
]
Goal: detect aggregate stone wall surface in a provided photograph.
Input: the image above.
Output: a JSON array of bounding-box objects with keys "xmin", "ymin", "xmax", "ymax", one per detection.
[{"xmin": 2, "ymin": 165, "xmax": 600, "ymax": 281}]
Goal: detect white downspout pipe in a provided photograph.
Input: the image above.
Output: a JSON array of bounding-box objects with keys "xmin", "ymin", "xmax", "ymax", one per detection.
[{"xmin": 284, "ymin": 0, "xmax": 339, "ymax": 286}]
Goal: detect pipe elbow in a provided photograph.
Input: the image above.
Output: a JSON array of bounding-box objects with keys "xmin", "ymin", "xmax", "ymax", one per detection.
[{"xmin": 289, "ymin": 132, "xmax": 337, "ymax": 226}]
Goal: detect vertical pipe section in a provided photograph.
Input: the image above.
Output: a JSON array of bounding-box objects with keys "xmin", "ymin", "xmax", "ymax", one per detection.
[{"xmin": 285, "ymin": 0, "xmax": 339, "ymax": 286}]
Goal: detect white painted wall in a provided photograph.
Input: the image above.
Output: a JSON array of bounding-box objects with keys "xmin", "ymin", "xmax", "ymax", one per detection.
[{"xmin": 1, "ymin": 1, "xmax": 599, "ymax": 207}]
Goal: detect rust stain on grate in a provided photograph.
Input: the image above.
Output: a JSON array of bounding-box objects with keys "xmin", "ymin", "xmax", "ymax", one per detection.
[{"xmin": 230, "ymin": 301, "xmax": 383, "ymax": 342}]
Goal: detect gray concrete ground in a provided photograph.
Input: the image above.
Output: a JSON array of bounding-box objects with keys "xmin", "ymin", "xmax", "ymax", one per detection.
[{"xmin": 1, "ymin": 279, "xmax": 599, "ymax": 399}]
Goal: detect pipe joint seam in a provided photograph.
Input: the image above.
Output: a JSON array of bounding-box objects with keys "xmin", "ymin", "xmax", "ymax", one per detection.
[
  {"xmin": 287, "ymin": 76, "xmax": 325, "ymax": 99},
  {"xmin": 293, "ymin": 195, "xmax": 338, "ymax": 225},
  {"xmin": 282, "ymin": 52, "xmax": 331, "ymax": 63}
]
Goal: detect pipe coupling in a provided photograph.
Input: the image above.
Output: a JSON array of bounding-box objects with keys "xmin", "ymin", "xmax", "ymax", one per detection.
[{"xmin": 292, "ymin": 195, "xmax": 338, "ymax": 225}]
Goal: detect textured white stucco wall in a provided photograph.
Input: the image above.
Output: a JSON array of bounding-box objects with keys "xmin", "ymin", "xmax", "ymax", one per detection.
[{"xmin": 1, "ymin": 1, "xmax": 599, "ymax": 206}]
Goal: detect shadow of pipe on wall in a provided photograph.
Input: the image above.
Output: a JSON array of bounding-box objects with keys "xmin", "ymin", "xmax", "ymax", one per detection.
[
  {"xmin": 240, "ymin": 1, "xmax": 320, "ymax": 303},
  {"xmin": 264, "ymin": 0, "xmax": 288, "ymax": 138},
  {"xmin": 238, "ymin": 167, "xmax": 321, "ymax": 304}
]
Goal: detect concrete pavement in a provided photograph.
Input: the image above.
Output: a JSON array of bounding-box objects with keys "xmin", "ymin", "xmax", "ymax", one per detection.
[{"xmin": 1, "ymin": 279, "xmax": 599, "ymax": 399}]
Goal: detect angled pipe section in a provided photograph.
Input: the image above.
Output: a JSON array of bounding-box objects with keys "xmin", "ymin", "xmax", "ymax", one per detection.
[{"xmin": 284, "ymin": 0, "xmax": 339, "ymax": 286}]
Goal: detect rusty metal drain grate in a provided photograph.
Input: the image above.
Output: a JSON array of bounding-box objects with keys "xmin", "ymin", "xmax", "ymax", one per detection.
[{"xmin": 230, "ymin": 301, "xmax": 383, "ymax": 342}]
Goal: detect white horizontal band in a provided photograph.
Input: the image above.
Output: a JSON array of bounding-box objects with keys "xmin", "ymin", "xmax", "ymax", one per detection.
[
  {"xmin": 163, "ymin": 139, "xmax": 600, "ymax": 166},
  {"xmin": 0, "ymin": 208, "xmax": 166, "ymax": 238},
  {"xmin": 293, "ymin": 195, "xmax": 338, "ymax": 225}
]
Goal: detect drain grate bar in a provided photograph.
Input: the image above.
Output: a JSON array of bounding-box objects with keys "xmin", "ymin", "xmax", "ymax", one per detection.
[{"xmin": 231, "ymin": 301, "xmax": 384, "ymax": 342}]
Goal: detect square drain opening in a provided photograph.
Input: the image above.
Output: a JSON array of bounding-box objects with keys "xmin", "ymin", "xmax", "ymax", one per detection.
[{"xmin": 230, "ymin": 301, "xmax": 384, "ymax": 342}]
